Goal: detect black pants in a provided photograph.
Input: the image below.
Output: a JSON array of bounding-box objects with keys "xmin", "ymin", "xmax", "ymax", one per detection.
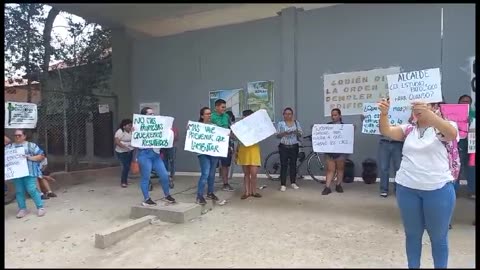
[{"xmin": 279, "ymin": 144, "xmax": 299, "ymax": 186}]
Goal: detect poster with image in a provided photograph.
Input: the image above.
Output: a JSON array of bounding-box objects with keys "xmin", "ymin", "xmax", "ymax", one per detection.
[
  {"xmin": 209, "ymin": 89, "xmax": 245, "ymax": 119},
  {"xmin": 247, "ymin": 80, "xmax": 275, "ymax": 121}
]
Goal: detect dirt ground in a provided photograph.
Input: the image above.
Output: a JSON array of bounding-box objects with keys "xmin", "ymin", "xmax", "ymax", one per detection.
[{"xmin": 4, "ymin": 172, "xmax": 476, "ymax": 268}]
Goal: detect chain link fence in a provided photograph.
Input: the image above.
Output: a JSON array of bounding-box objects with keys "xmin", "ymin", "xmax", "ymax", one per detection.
[{"xmin": 29, "ymin": 90, "xmax": 119, "ymax": 172}]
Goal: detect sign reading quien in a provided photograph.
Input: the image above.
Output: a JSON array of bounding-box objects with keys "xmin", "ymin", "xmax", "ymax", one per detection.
[
  {"xmin": 362, "ymin": 102, "xmax": 412, "ymax": 135},
  {"xmin": 312, "ymin": 124, "xmax": 354, "ymax": 154},
  {"xmin": 387, "ymin": 68, "xmax": 442, "ymax": 103},
  {"xmin": 184, "ymin": 121, "xmax": 230, "ymax": 157},
  {"xmin": 323, "ymin": 67, "xmax": 400, "ymax": 116},
  {"xmin": 4, "ymin": 147, "xmax": 29, "ymax": 180},
  {"xmin": 231, "ymin": 109, "xmax": 276, "ymax": 147},
  {"xmin": 5, "ymin": 102, "xmax": 38, "ymax": 129},
  {"xmin": 131, "ymin": 114, "xmax": 174, "ymax": 148}
]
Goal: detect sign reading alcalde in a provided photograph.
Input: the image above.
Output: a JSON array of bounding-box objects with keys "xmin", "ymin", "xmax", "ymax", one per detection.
[{"xmin": 387, "ymin": 68, "xmax": 442, "ymax": 103}]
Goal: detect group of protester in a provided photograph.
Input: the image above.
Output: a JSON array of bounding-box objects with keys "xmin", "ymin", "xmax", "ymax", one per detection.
[{"xmin": 5, "ymin": 91, "xmax": 474, "ymax": 268}]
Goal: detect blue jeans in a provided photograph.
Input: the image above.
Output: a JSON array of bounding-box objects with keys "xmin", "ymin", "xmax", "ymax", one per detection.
[
  {"xmin": 378, "ymin": 139, "xmax": 403, "ymax": 193},
  {"xmin": 396, "ymin": 182, "xmax": 455, "ymax": 269},
  {"xmin": 14, "ymin": 176, "xmax": 44, "ymax": 210},
  {"xmin": 116, "ymin": 151, "xmax": 133, "ymax": 185},
  {"xmin": 162, "ymin": 147, "xmax": 176, "ymax": 177},
  {"xmin": 137, "ymin": 149, "xmax": 170, "ymax": 200},
  {"xmin": 197, "ymin": 155, "xmax": 219, "ymax": 197}
]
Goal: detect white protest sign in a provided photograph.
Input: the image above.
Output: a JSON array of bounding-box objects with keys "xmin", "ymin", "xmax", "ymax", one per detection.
[
  {"xmin": 5, "ymin": 147, "xmax": 29, "ymax": 180},
  {"xmin": 5, "ymin": 102, "xmax": 38, "ymax": 129},
  {"xmin": 184, "ymin": 121, "xmax": 230, "ymax": 157},
  {"xmin": 323, "ymin": 67, "xmax": 400, "ymax": 116},
  {"xmin": 387, "ymin": 68, "xmax": 442, "ymax": 103},
  {"xmin": 131, "ymin": 114, "xmax": 174, "ymax": 148},
  {"xmin": 231, "ymin": 109, "xmax": 277, "ymax": 147},
  {"xmin": 362, "ymin": 102, "xmax": 412, "ymax": 135},
  {"xmin": 312, "ymin": 124, "xmax": 354, "ymax": 154},
  {"xmin": 468, "ymin": 131, "xmax": 475, "ymax": 153}
]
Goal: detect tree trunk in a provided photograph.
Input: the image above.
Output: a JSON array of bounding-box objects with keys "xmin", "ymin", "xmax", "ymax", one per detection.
[
  {"xmin": 26, "ymin": 6, "xmax": 33, "ymax": 103},
  {"xmin": 42, "ymin": 7, "xmax": 59, "ymax": 74}
]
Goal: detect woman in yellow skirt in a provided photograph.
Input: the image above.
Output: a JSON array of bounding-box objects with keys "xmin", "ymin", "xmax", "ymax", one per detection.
[{"xmin": 236, "ymin": 110, "xmax": 262, "ymax": 200}]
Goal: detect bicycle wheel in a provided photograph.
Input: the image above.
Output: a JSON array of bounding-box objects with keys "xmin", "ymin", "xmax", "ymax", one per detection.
[
  {"xmin": 307, "ymin": 153, "xmax": 326, "ymax": 183},
  {"xmin": 264, "ymin": 151, "xmax": 281, "ymax": 181}
]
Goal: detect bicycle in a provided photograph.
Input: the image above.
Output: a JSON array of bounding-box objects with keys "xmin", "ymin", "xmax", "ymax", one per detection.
[{"xmin": 263, "ymin": 135, "xmax": 326, "ymax": 183}]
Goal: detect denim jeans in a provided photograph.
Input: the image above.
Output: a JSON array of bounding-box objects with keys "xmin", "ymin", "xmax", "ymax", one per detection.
[
  {"xmin": 137, "ymin": 149, "xmax": 170, "ymax": 200},
  {"xmin": 378, "ymin": 139, "xmax": 403, "ymax": 193},
  {"xmin": 396, "ymin": 182, "xmax": 455, "ymax": 269},
  {"xmin": 14, "ymin": 176, "xmax": 44, "ymax": 210},
  {"xmin": 197, "ymin": 155, "xmax": 218, "ymax": 197},
  {"xmin": 116, "ymin": 151, "xmax": 133, "ymax": 185},
  {"xmin": 162, "ymin": 147, "xmax": 176, "ymax": 177}
]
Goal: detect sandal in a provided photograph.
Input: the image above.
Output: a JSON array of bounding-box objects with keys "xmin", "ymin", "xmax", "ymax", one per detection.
[
  {"xmin": 240, "ymin": 194, "xmax": 249, "ymax": 200},
  {"xmin": 251, "ymin": 193, "xmax": 262, "ymax": 198}
]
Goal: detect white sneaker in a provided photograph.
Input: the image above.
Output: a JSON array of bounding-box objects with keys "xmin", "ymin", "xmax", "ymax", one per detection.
[
  {"xmin": 16, "ymin": 209, "xmax": 29, "ymax": 219},
  {"xmin": 291, "ymin": 183, "xmax": 299, "ymax": 190},
  {"xmin": 37, "ymin": 208, "xmax": 46, "ymax": 217},
  {"xmin": 280, "ymin": 186, "xmax": 287, "ymax": 192}
]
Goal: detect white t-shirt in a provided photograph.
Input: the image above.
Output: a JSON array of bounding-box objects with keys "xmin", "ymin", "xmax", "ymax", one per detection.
[
  {"xmin": 395, "ymin": 121, "xmax": 459, "ymax": 191},
  {"xmin": 114, "ymin": 129, "xmax": 134, "ymax": 153}
]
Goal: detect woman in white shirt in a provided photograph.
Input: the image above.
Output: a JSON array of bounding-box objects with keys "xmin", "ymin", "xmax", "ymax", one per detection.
[
  {"xmin": 114, "ymin": 119, "xmax": 134, "ymax": 188},
  {"xmin": 379, "ymin": 100, "xmax": 458, "ymax": 269}
]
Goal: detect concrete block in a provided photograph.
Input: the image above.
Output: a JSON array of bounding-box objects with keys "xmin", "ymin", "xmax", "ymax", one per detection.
[
  {"xmin": 95, "ymin": 215, "xmax": 156, "ymax": 249},
  {"xmin": 130, "ymin": 202, "xmax": 202, "ymax": 223}
]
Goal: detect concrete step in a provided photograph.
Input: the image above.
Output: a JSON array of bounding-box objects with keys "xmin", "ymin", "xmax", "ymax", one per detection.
[
  {"xmin": 95, "ymin": 215, "xmax": 157, "ymax": 249},
  {"xmin": 130, "ymin": 201, "xmax": 207, "ymax": 223}
]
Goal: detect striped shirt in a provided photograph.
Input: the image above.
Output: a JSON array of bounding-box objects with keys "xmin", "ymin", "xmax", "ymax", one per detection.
[
  {"xmin": 5, "ymin": 141, "xmax": 44, "ymax": 178},
  {"xmin": 277, "ymin": 121, "xmax": 303, "ymax": 145}
]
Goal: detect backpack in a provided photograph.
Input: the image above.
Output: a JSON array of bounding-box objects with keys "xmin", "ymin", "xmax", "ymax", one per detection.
[{"xmin": 404, "ymin": 125, "xmax": 460, "ymax": 180}]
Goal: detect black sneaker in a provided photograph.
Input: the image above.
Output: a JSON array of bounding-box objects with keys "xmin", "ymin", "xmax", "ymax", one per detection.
[
  {"xmin": 322, "ymin": 187, "xmax": 332, "ymax": 195},
  {"xmin": 207, "ymin": 193, "xmax": 219, "ymax": 201},
  {"xmin": 47, "ymin": 192, "xmax": 57, "ymax": 198},
  {"xmin": 165, "ymin": 195, "xmax": 176, "ymax": 203},
  {"xmin": 41, "ymin": 194, "xmax": 50, "ymax": 200},
  {"xmin": 335, "ymin": 184, "xmax": 344, "ymax": 193},
  {"xmin": 449, "ymin": 224, "xmax": 452, "ymax": 230},
  {"xmin": 149, "ymin": 182, "xmax": 153, "ymax": 191},
  {"xmin": 196, "ymin": 196, "xmax": 207, "ymax": 205},
  {"xmin": 222, "ymin": 184, "xmax": 234, "ymax": 192},
  {"xmin": 142, "ymin": 198, "xmax": 157, "ymax": 206}
]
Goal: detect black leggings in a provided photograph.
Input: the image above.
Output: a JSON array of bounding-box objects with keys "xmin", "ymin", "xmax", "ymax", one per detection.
[{"xmin": 279, "ymin": 144, "xmax": 299, "ymax": 186}]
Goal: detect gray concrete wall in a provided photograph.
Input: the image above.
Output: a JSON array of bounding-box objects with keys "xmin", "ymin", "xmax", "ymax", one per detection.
[{"xmin": 125, "ymin": 4, "xmax": 475, "ymax": 176}]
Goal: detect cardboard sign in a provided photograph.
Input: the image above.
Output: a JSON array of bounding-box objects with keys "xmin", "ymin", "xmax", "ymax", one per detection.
[
  {"xmin": 131, "ymin": 114, "xmax": 174, "ymax": 148},
  {"xmin": 231, "ymin": 109, "xmax": 277, "ymax": 147},
  {"xmin": 184, "ymin": 121, "xmax": 230, "ymax": 157},
  {"xmin": 440, "ymin": 104, "xmax": 469, "ymax": 139},
  {"xmin": 4, "ymin": 147, "xmax": 29, "ymax": 180},
  {"xmin": 388, "ymin": 68, "xmax": 442, "ymax": 103},
  {"xmin": 312, "ymin": 124, "xmax": 354, "ymax": 154},
  {"xmin": 362, "ymin": 102, "xmax": 412, "ymax": 135},
  {"xmin": 5, "ymin": 102, "xmax": 38, "ymax": 129}
]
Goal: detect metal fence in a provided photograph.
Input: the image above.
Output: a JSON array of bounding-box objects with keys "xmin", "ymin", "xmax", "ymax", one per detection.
[{"xmin": 25, "ymin": 90, "xmax": 119, "ymax": 172}]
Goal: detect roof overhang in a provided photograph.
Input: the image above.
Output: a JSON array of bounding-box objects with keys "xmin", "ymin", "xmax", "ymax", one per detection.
[{"xmin": 50, "ymin": 4, "xmax": 338, "ymax": 38}]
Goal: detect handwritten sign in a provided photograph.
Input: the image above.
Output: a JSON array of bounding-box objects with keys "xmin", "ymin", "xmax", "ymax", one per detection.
[
  {"xmin": 5, "ymin": 102, "xmax": 38, "ymax": 129},
  {"xmin": 439, "ymin": 104, "xmax": 469, "ymax": 139},
  {"xmin": 388, "ymin": 68, "xmax": 442, "ymax": 103},
  {"xmin": 312, "ymin": 124, "xmax": 354, "ymax": 154},
  {"xmin": 5, "ymin": 147, "xmax": 29, "ymax": 180},
  {"xmin": 184, "ymin": 121, "xmax": 230, "ymax": 157},
  {"xmin": 131, "ymin": 114, "xmax": 174, "ymax": 148},
  {"xmin": 231, "ymin": 109, "xmax": 277, "ymax": 147},
  {"xmin": 323, "ymin": 67, "xmax": 400, "ymax": 116},
  {"xmin": 468, "ymin": 131, "xmax": 475, "ymax": 153},
  {"xmin": 362, "ymin": 102, "xmax": 412, "ymax": 135}
]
